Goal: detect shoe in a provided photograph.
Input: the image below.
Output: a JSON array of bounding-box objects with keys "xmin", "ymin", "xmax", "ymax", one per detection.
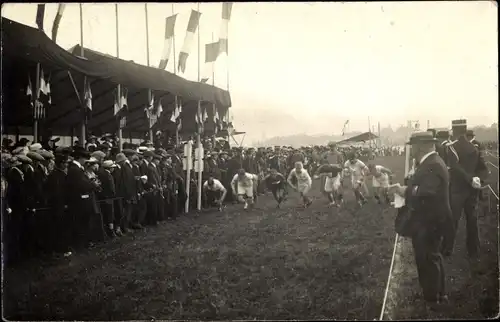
[
  {"xmin": 115, "ymin": 228, "xmax": 124, "ymax": 237},
  {"xmin": 244, "ymin": 202, "xmax": 248, "ymax": 210}
]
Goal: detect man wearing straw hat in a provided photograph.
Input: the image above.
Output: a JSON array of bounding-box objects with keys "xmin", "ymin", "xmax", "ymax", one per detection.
[
  {"xmin": 441, "ymin": 119, "xmax": 489, "ymax": 260},
  {"xmin": 389, "ymin": 131, "xmax": 452, "ymax": 306}
]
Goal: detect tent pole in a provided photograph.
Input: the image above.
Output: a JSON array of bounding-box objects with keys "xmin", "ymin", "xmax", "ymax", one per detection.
[
  {"xmin": 196, "ymin": 2, "xmax": 203, "ymax": 211},
  {"xmin": 172, "ymin": 3, "xmax": 179, "ymax": 147},
  {"xmin": 115, "ymin": 4, "xmax": 124, "ymax": 152},
  {"xmin": 144, "ymin": 4, "xmax": 154, "ymax": 144},
  {"xmin": 79, "ymin": 3, "xmax": 86, "ymax": 146}
]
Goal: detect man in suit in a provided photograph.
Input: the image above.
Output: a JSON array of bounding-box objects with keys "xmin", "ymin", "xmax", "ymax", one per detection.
[
  {"xmin": 391, "ymin": 131, "xmax": 452, "ymax": 306},
  {"xmin": 115, "ymin": 151, "xmax": 137, "ymax": 234},
  {"xmin": 434, "ymin": 130, "xmax": 450, "ymax": 162},
  {"xmin": 441, "ymin": 119, "xmax": 489, "ymax": 259},
  {"xmin": 66, "ymin": 147, "xmax": 97, "ymax": 250},
  {"xmin": 143, "ymin": 150, "xmax": 160, "ymax": 225}
]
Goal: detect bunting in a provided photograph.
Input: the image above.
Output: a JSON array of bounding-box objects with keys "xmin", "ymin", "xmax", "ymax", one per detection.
[
  {"xmin": 114, "ymin": 86, "xmax": 128, "ymax": 116},
  {"xmin": 177, "ymin": 9, "xmax": 201, "ymax": 73},
  {"xmin": 341, "ymin": 120, "xmax": 349, "ymax": 136},
  {"xmin": 195, "ymin": 105, "xmax": 208, "ymax": 131},
  {"xmin": 158, "ymin": 14, "xmax": 178, "ymax": 70},
  {"xmin": 218, "ymin": 3, "xmax": 233, "ymax": 55},
  {"xmin": 84, "ymin": 78, "xmax": 92, "ymax": 111},
  {"xmin": 36, "ymin": 4, "xmax": 45, "ymax": 31},
  {"xmin": 200, "ymin": 41, "xmax": 220, "ymax": 84},
  {"xmin": 146, "ymin": 93, "xmax": 163, "ymax": 128},
  {"xmin": 51, "ymin": 4, "xmax": 66, "ymax": 42}
]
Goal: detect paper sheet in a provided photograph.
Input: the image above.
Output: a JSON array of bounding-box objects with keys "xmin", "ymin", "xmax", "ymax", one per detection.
[{"xmin": 393, "ymin": 193, "xmax": 406, "ymax": 208}]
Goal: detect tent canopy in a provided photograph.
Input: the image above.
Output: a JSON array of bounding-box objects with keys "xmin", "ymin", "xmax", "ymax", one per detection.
[
  {"xmin": 2, "ymin": 18, "xmax": 231, "ymax": 138},
  {"xmin": 335, "ymin": 132, "xmax": 379, "ymax": 144}
]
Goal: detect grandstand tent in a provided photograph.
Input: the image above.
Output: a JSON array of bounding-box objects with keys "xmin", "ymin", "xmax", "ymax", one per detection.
[{"xmin": 2, "ymin": 18, "xmax": 231, "ymax": 139}]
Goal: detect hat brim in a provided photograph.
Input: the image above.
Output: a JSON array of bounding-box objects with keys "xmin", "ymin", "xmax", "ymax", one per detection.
[{"xmin": 407, "ymin": 137, "xmax": 438, "ymax": 145}]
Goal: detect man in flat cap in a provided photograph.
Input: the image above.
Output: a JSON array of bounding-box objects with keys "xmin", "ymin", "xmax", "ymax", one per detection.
[
  {"xmin": 389, "ymin": 131, "xmax": 452, "ymax": 307},
  {"xmin": 115, "ymin": 152, "xmax": 138, "ymax": 234},
  {"xmin": 142, "ymin": 150, "xmax": 160, "ymax": 225},
  {"xmin": 441, "ymin": 119, "xmax": 489, "ymax": 261},
  {"xmin": 45, "ymin": 151, "xmax": 71, "ymax": 255},
  {"xmin": 97, "ymin": 160, "xmax": 118, "ymax": 237}
]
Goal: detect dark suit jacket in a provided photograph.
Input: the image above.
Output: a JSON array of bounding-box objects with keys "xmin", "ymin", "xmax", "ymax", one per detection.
[
  {"xmin": 147, "ymin": 163, "xmax": 161, "ymax": 188},
  {"xmin": 66, "ymin": 162, "xmax": 96, "ymax": 212},
  {"xmin": 45, "ymin": 167, "xmax": 67, "ymax": 211},
  {"xmin": 117, "ymin": 161, "xmax": 137, "ymax": 200},
  {"xmin": 406, "ymin": 152, "xmax": 452, "ymax": 228},
  {"xmin": 446, "ymin": 137, "xmax": 489, "ymax": 191},
  {"xmin": 97, "ymin": 168, "xmax": 116, "ymax": 200}
]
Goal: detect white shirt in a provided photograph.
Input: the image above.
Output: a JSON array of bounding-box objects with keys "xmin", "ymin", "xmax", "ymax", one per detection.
[
  {"xmin": 203, "ymin": 179, "xmax": 226, "ymax": 192},
  {"xmin": 344, "ymin": 159, "xmax": 367, "ymax": 178},
  {"xmin": 231, "ymin": 173, "xmax": 256, "ymax": 188}
]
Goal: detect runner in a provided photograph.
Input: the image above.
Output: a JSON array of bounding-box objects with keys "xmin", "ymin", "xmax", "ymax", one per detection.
[
  {"xmin": 367, "ymin": 163, "xmax": 393, "ymax": 205},
  {"xmin": 263, "ymin": 168, "xmax": 288, "ymax": 208},
  {"xmin": 287, "ymin": 161, "xmax": 313, "ymax": 208},
  {"xmin": 343, "ymin": 152, "xmax": 369, "ymax": 207},
  {"xmin": 231, "ymin": 168, "xmax": 258, "ymax": 210},
  {"xmin": 203, "ymin": 176, "xmax": 227, "ymax": 211},
  {"xmin": 314, "ymin": 163, "xmax": 344, "ymax": 207}
]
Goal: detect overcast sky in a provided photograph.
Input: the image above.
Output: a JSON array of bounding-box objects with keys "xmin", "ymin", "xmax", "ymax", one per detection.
[{"xmin": 2, "ymin": 2, "xmax": 498, "ymax": 141}]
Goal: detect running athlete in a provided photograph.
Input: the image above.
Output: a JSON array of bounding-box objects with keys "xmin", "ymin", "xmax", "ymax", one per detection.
[
  {"xmin": 343, "ymin": 153, "xmax": 369, "ymax": 207},
  {"xmin": 203, "ymin": 176, "xmax": 227, "ymax": 211},
  {"xmin": 231, "ymin": 168, "xmax": 258, "ymax": 209},
  {"xmin": 314, "ymin": 163, "xmax": 344, "ymax": 206},
  {"xmin": 287, "ymin": 161, "xmax": 313, "ymax": 207},
  {"xmin": 263, "ymin": 168, "xmax": 288, "ymax": 208},
  {"xmin": 367, "ymin": 164, "xmax": 393, "ymax": 205}
]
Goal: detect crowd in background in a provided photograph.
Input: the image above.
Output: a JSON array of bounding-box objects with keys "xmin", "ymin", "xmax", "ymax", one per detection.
[{"xmin": 1, "ymin": 128, "xmax": 494, "ymax": 266}]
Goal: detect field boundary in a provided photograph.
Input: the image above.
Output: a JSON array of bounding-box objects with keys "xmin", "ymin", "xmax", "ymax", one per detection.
[{"xmin": 380, "ymin": 149, "xmax": 500, "ymax": 320}]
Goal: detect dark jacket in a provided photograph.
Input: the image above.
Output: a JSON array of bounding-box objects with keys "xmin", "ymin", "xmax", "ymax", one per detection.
[{"xmin": 406, "ymin": 152, "xmax": 452, "ymax": 228}]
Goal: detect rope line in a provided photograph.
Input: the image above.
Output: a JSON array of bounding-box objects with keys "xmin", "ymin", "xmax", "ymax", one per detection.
[{"xmin": 379, "ymin": 233, "xmax": 399, "ymax": 320}]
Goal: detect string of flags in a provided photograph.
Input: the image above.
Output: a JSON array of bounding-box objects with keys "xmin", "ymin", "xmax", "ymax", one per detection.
[
  {"xmin": 26, "ymin": 68, "xmax": 52, "ymax": 120},
  {"xmin": 145, "ymin": 92, "xmax": 164, "ymax": 128}
]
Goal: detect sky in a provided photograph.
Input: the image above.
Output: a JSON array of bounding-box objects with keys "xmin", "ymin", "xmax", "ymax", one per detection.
[{"xmin": 2, "ymin": 2, "xmax": 498, "ymax": 143}]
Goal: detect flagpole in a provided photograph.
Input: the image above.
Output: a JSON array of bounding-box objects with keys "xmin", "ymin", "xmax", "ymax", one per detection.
[
  {"xmin": 211, "ymin": 32, "xmax": 217, "ymax": 145},
  {"xmin": 145, "ymin": 3, "xmax": 154, "ymax": 142},
  {"xmin": 196, "ymin": 2, "xmax": 203, "ymax": 211},
  {"xmin": 172, "ymin": 3, "xmax": 180, "ymax": 147},
  {"xmin": 79, "ymin": 3, "xmax": 86, "ymax": 146},
  {"xmin": 33, "ymin": 63, "xmax": 40, "ymax": 143},
  {"xmin": 226, "ymin": 4, "xmax": 231, "ymax": 148},
  {"xmin": 116, "ymin": 4, "xmax": 123, "ymax": 152}
]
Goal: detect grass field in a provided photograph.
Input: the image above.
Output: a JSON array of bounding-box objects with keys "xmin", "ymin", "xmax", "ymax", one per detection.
[{"xmin": 3, "ymin": 154, "xmax": 499, "ymax": 320}]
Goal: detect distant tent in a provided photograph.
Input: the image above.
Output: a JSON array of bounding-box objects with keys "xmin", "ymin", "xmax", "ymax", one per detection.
[{"xmin": 335, "ymin": 131, "xmax": 378, "ymax": 144}]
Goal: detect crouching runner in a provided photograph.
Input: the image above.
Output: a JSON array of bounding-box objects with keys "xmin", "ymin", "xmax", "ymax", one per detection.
[
  {"xmin": 231, "ymin": 169, "xmax": 258, "ymax": 210},
  {"xmin": 263, "ymin": 167, "xmax": 288, "ymax": 208},
  {"xmin": 203, "ymin": 175, "xmax": 227, "ymax": 211},
  {"xmin": 287, "ymin": 161, "xmax": 313, "ymax": 208},
  {"xmin": 343, "ymin": 153, "xmax": 369, "ymax": 207},
  {"xmin": 367, "ymin": 164, "xmax": 393, "ymax": 205},
  {"xmin": 314, "ymin": 163, "xmax": 344, "ymax": 207}
]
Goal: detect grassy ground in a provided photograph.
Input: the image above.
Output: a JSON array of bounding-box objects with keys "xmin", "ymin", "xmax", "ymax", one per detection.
[
  {"xmin": 4, "ymin": 156, "xmax": 399, "ymax": 320},
  {"xmin": 3, "ymin": 154, "xmax": 498, "ymax": 320}
]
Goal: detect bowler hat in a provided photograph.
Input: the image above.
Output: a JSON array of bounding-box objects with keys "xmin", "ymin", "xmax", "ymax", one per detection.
[
  {"xmin": 71, "ymin": 146, "xmax": 90, "ymax": 159},
  {"xmin": 436, "ymin": 131, "xmax": 449, "ymax": 139},
  {"xmin": 407, "ymin": 131, "xmax": 437, "ymax": 144}
]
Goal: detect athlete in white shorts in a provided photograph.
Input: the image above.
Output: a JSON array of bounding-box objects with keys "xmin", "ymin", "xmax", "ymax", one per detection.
[
  {"xmin": 287, "ymin": 161, "xmax": 313, "ymax": 207},
  {"xmin": 367, "ymin": 164, "xmax": 393, "ymax": 205},
  {"xmin": 231, "ymin": 168, "xmax": 258, "ymax": 209},
  {"xmin": 343, "ymin": 153, "xmax": 369, "ymax": 207},
  {"xmin": 313, "ymin": 163, "xmax": 343, "ymax": 206}
]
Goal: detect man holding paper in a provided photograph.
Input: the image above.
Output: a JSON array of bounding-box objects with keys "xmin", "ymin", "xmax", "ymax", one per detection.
[{"xmin": 389, "ymin": 131, "xmax": 452, "ymax": 307}]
